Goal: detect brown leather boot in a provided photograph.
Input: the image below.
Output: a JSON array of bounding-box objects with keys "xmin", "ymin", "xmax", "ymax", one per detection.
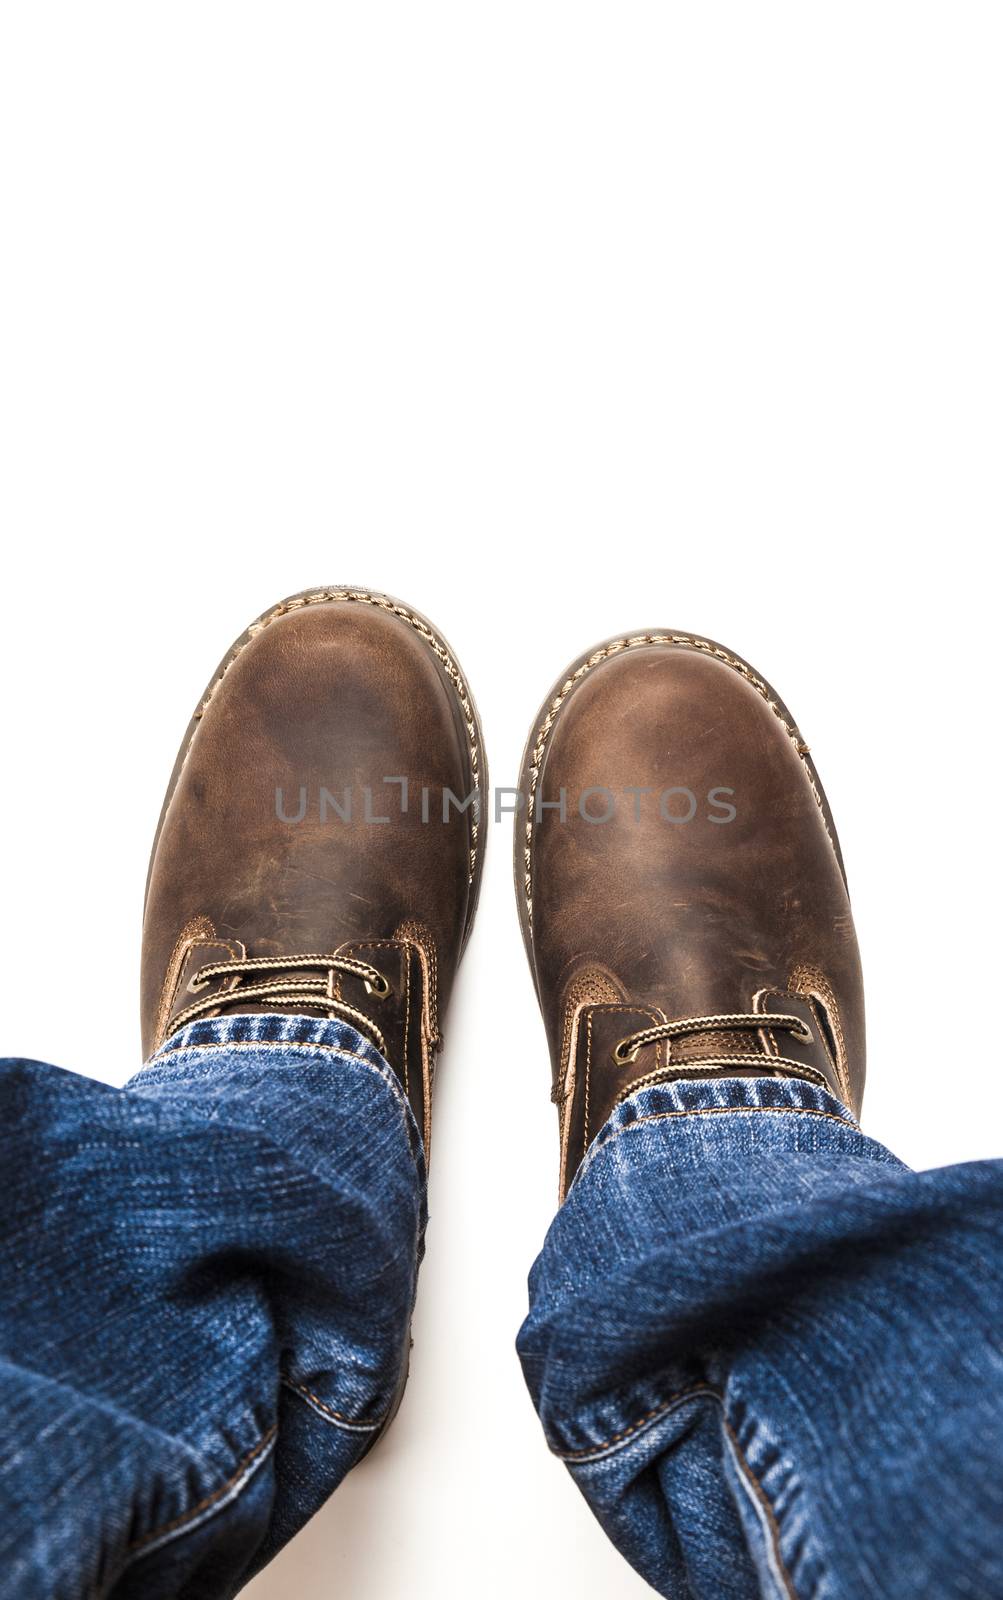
[
  {"xmin": 142, "ymin": 587, "xmax": 487, "ymax": 1158},
  {"xmin": 515, "ymin": 630, "xmax": 865, "ymax": 1200}
]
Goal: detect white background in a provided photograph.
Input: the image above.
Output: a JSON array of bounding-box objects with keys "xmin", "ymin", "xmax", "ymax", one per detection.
[{"xmin": 1, "ymin": 6, "xmax": 1001, "ymax": 1597}]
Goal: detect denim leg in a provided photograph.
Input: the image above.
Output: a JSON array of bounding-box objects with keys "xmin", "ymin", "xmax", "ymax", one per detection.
[
  {"xmin": 0, "ymin": 1013, "xmax": 425, "ymax": 1600},
  {"xmin": 517, "ymin": 1076, "xmax": 1003, "ymax": 1600}
]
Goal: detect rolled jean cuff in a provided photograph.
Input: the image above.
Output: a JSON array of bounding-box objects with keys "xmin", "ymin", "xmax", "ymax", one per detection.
[
  {"xmin": 130, "ymin": 1009, "xmax": 426, "ymax": 1189},
  {"xmin": 147, "ymin": 1009, "xmax": 390, "ymax": 1069},
  {"xmin": 522, "ymin": 1073, "xmax": 896, "ymax": 1463},
  {"xmin": 574, "ymin": 1071, "xmax": 858, "ymax": 1195}
]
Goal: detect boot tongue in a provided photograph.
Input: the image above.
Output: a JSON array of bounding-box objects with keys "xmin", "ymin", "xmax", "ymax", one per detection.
[
  {"xmin": 663, "ymin": 995, "xmax": 848, "ymax": 1100},
  {"xmin": 666, "ymin": 1024, "xmax": 770, "ymax": 1064}
]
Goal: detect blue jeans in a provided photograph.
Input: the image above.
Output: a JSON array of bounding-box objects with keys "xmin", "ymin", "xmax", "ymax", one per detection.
[
  {"xmin": 1, "ymin": 1019, "xmax": 1001, "ymax": 1598},
  {"xmin": 518, "ymin": 1076, "xmax": 1003, "ymax": 1598}
]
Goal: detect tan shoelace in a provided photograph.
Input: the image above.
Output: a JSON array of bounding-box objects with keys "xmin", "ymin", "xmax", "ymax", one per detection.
[
  {"xmin": 613, "ymin": 1011, "xmax": 814, "ymax": 1077},
  {"xmin": 170, "ymin": 952, "xmax": 392, "ymax": 1055}
]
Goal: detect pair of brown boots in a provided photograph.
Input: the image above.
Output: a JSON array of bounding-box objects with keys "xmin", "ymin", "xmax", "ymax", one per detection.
[{"xmin": 143, "ymin": 587, "xmax": 863, "ymax": 1206}]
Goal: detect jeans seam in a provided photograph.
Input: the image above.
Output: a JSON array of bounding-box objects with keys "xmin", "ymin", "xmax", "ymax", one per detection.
[
  {"xmin": 152, "ymin": 1040, "xmax": 379, "ymax": 1072},
  {"xmin": 558, "ymin": 1382, "xmax": 720, "ymax": 1460},
  {"xmin": 281, "ymin": 1375, "xmax": 388, "ymax": 1434},
  {"xmin": 723, "ymin": 1416, "xmax": 800, "ymax": 1600},
  {"xmin": 124, "ymin": 1424, "xmax": 277, "ymax": 1560},
  {"xmin": 563, "ymin": 1387, "xmax": 800, "ymax": 1600},
  {"xmin": 627, "ymin": 1106, "xmax": 855, "ymax": 1132},
  {"xmin": 120, "ymin": 1374, "xmax": 392, "ymax": 1574}
]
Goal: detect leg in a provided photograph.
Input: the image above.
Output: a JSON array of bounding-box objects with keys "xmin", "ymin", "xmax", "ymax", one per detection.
[
  {"xmin": 514, "ymin": 628, "xmax": 1001, "ymax": 1597},
  {"xmin": 518, "ymin": 1074, "xmax": 1003, "ymax": 1598},
  {"xmin": 0, "ymin": 1015, "xmax": 422, "ymax": 1599},
  {"xmin": 0, "ymin": 588, "xmax": 485, "ymax": 1597}
]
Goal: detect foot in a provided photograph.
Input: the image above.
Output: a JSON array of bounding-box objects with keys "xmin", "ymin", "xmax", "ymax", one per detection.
[
  {"xmin": 515, "ymin": 630, "xmax": 864, "ymax": 1199},
  {"xmin": 142, "ymin": 587, "xmax": 487, "ymax": 1157}
]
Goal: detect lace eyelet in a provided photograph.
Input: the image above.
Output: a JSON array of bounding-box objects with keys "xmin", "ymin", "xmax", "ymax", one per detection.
[
  {"xmin": 365, "ymin": 973, "xmax": 392, "ymax": 1000},
  {"xmin": 612, "ymin": 1038, "xmax": 640, "ymax": 1066}
]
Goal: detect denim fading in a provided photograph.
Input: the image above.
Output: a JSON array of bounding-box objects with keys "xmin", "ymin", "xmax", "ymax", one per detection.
[
  {"xmin": 0, "ymin": 1013, "xmax": 424, "ymax": 1599},
  {"xmin": 517, "ymin": 1075, "xmax": 1003, "ymax": 1600},
  {"xmin": 2, "ymin": 1022, "xmax": 1003, "ymax": 1599}
]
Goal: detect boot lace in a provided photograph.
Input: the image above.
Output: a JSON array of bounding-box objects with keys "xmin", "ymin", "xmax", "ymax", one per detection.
[
  {"xmin": 171, "ymin": 952, "xmax": 392, "ymax": 1054},
  {"xmin": 613, "ymin": 1011, "xmax": 813, "ymax": 1076}
]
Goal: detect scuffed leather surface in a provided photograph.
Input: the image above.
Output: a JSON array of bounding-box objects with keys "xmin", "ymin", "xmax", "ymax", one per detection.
[{"xmin": 521, "ymin": 640, "xmax": 865, "ymax": 1194}]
